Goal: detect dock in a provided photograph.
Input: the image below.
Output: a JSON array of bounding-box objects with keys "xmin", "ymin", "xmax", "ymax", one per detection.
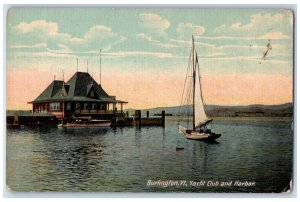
[
  {"xmin": 7, "ymin": 110, "xmax": 58, "ymax": 127},
  {"xmin": 6, "ymin": 110, "xmax": 165, "ymax": 127},
  {"xmin": 133, "ymin": 110, "xmax": 165, "ymax": 127}
]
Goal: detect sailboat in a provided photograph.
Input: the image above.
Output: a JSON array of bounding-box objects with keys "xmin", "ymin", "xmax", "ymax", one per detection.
[{"xmin": 178, "ymin": 36, "xmax": 221, "ymax": 141}]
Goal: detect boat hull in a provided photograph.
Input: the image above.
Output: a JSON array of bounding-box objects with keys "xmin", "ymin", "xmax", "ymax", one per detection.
[
  {"xmin": 186, "ymin": 132, "xmax": 221, "ymax": 141},
  {"xmin": 178, "ymin": 125, "xmax": 221, "ymax": 141},
  {"xmin": 58, "ymin": 121, "xmax": 111, "ymax": 128}
]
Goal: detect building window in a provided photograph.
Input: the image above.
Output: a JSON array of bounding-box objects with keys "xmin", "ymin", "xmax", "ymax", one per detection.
[
  {"xmin": 66, "ymin": 103, "xmax": 71, "ymax": 110},
  {"xmin": 84, "ymin": 103, "xmax": 91, "ymax": 110},
  {"xmin": 38, "ymin": 105, "xmax": 43, "ymax": 113},
  {"xmin": 100, "ymin": 103, "xmax": 106, "ymax": 110},
  {"xmin": 91, "ymin": 103, "xmax": 96, "ymax": 110},
  {"xmin": 61, "ymin": 88, "xmax": 67, "ymax": 96},
  {"xmin": 90, "ymin": 89, "xmax": 95, "ymax": 98},
  {"xmin": 76, "ymin": 103, "xmax": 80, "ymax": 109},
  {"xmin": 49, "ymin": 103, "xmax": 60, "ymax": 111}
]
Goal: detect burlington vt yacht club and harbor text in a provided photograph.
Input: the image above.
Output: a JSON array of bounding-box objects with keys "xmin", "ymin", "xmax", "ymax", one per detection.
[{"xmin": 147, "ymin": 180, "xmax": 256, "ymax": 188}]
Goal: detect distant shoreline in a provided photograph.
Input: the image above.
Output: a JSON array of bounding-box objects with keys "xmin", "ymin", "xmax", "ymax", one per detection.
[
  {"xmin": 123, "ymin": 103, "xmax": 293, "ymax": 118},
  {"xmin": 166, "ymin": 116, "xmax": 293, "ymax": 122}
]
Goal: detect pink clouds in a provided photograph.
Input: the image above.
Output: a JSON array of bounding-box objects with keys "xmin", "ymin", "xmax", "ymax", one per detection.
[
  {"xmin": 6, "ymin": 69, "xmax": 74, "ymax": 110},
  {"xmin": 201, "ymin": 73, "xmax": 293, "ymax": 106},
  {"xmin": 6, "ymin": 68, "xmax": 293, "ymax": 110}
]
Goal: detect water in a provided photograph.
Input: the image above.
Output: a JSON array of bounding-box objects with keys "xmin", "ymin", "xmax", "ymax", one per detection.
[{"xmin": 6, "ymin": 118, "xmax": 293, "ymax": 193}]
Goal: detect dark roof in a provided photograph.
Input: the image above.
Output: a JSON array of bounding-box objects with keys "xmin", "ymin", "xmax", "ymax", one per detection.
[
  {"xmin": 33, "ymin": 80, "xmax": 64, "ymax": 101},
  {"xmin": 32, "ymin": 72, "xmax": 127, "ymax": 103},
  {"xmin": 66, "ymin": 72, "xmax": 110, "ymax": 98}
]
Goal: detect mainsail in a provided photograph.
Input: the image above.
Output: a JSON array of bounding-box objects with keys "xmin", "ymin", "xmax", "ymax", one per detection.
[
  {"xmin": 194, "ymin": 53, "xmax": 209, "ymax": 128},
  {"xmin": 178, "ymin": 35, "xmax": 211, "ymax": 131}
]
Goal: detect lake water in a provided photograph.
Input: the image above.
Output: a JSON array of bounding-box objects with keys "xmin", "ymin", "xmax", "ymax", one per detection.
[{"xmin": 6, "ymin": 117, "xmax": 293, "ymax": 193}]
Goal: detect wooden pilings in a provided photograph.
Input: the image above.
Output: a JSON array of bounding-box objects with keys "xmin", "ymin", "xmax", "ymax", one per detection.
[
  {"xmin": 134, "ymin": 110, "xmax": 165, "ymax": 126},
  {"xmin": 135, "ymin": 110, "xmax": 142, "ymax": 126},
  {"xmin": 7, "ymin": 110, "xmax": 166, "ymax": 127},
  {"xmin": 162, "ymin": 110, "xmax": 165, "ymax": 127}
]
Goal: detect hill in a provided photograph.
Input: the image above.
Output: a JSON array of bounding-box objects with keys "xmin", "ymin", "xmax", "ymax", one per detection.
[{"xmin": 125, "ymin": 103, "xmax": 293, "ymax": 117}]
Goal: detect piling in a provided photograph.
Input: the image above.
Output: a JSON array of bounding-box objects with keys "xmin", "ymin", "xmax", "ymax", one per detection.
[
  {"xmin": 13, "ymin": 114, "xmax": 19, "ymax": 124},
  {"xmin": 162, "ymin": 110, "xmax": 165, "ymax": 127},
  {"xmin": 135, "ymin": 110, "xmax": 141, "ymax": 126}
]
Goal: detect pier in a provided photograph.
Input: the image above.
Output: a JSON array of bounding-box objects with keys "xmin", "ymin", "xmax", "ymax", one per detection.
[
  {"xmin": 7, "ymin": 110, "xmax": 58, "ymax": 128},
  {"xmin": 6, "ymin": 110, "xmax": 166, "ymax": 127},
  {"xmin": 133, "ymin": 110, "xmax": 165, "ymax": 127}
]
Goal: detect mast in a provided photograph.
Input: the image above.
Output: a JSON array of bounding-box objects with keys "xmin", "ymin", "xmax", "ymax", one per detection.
[
  {"xmin": 192, "ymin": 35, "xmax": 196, "ymax": 131},
  {"xmin": 62, "ymin": 70, "xmax": 65, "ymax": 120},
  {"xmin": 77, "ymin": 58, "xmax": 78, "ymax": 72},
  {"xmin": 62, "ymin": 100, "xmax": 65, "ymax": 120},
  {"xmin": 87, "ymin": 60, "xmax": 89, "ymax": 73},
  {"xmin": 99, "ymin": 49, "xmax": 102, "ymax": 86},
  {"xmin": 62, "ymin": 70, "xmax": 64, "ymax": 82}
]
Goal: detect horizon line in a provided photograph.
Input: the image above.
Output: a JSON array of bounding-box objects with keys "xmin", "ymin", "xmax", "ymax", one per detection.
[
  {"xmin": 6, "ymin": 102, "xmax": 293, "ymax": 112},
  {"xmin": 123, "ymin": 102, "xmax": 293, "ymax": 111}
]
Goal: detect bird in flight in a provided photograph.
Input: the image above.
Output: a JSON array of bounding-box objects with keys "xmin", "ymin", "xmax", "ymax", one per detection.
[{"xmin": 262, "ymin": 39, "xmax": 272, "ymax": 60}]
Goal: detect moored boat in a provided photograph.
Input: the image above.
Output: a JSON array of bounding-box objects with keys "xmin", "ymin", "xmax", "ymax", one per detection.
[
  {"xmin": 177, "ymin": 35, "xmax": 221, "ymax": 141},
  {"xmin": 58, "ymin": 118, "xmax": 111, "ymax": 128}
]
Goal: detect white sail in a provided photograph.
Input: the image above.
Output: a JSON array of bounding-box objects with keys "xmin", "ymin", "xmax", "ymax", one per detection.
[{"xmin": 194, "ymin": 55, "xmax": 209, "ymax": 128}]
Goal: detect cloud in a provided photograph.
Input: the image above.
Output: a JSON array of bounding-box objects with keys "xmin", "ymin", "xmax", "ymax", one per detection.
[
  {"xmin": 82, "ymin": 25, "xmax": 126, "ymax": 48},
  {"xmin": 8, "ymin": 15, "xmax": 291, "ymax": 66},
  {"xmin": 136, "ymin": 33, "xmax": 159, "ymax": 43},
  {"xmin": 169, "ymin": 37, "xmax": 291, "ymax": 61},
  {"xmin": 154, "ymin": 42, "xmax": 178, "ymax": 48},
  {"xmin": 9, "ymin": 20, "xmax": 127, "ymax": 54},
  {"xmin": 170, "ymin": 38, "xmax": 225, "ymax": 57},
  {"xmin": 9, "ymin": 43, "xmax": 47, "ymax": 50},
  {"xmin": 139, "ymin": 13, "xmax": 170, "ymax": 30},
  {"xmin": 202, "ymin": 55, "xmax": 289, "ymax": 64},
  {"xmin": 193, "ymin": 34, "xmax": 289, "ymax": 40},
  {"xmin": 170, "ymin": 38, "xmax": 216, "ymax": 48},
  {"xmin": 258, "ymin": 32, "xmax": 289, "ymax": 40},
  {"xmin": 214, "ymin": 13, "xmax": 292, "ymax": 39},
  {"xmin": 139, "ymin": 13, "xmax": 170, "ymax": 37},
  {"xmin": 176, "ymin": 23, "xmax": 205, "ymax": 39},
  {"xmin": 84, "ymin": 25, "xmax": 111, "ymax": 39},
  {"xmin": 12, "ymin": 51, "xmax": 74, "ymax": 58},
  {"xmin": 103, "ymin": 51, "xmax": 174, "ymax": 58},
  {"xmin": 15, "ymin": 20, "xmax": 58, "ymax": 34},
  {"xmin": 136, "ymin": 32, "xmax": 178, "ymax": 49},
  {"xmin": 75, "ymin": 25, "xmax": 127, "ymax": 51},
  {"xmin": 47, "ymin": 43, "xmax": 73, "ymax": 54},
  {"xmin": 106, "ymin": 51, "xmax": 173, "ymax": 58}
]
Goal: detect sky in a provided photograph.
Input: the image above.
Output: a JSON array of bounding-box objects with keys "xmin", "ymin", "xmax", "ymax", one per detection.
[{"xmin": 6, "ymin": 8, "xmax": 294, "ymax": 110}]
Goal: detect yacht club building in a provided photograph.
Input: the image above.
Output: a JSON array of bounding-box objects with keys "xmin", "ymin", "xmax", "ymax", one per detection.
[{"xmin": 28, "ymin": 72, "xmax": 127, "ymax": 119}]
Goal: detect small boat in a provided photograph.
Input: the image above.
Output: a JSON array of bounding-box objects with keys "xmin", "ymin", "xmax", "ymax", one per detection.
[
  {"xmin": 178, "ymin": 125, "xmax": 221, "ymax": 141},
  {"xmin": 177, "ymin": 36, "xmax": 221, "ymax": 141},
  {"xmin": 58, "ymin": 118, "xmax": 111, "ymax": 128}
]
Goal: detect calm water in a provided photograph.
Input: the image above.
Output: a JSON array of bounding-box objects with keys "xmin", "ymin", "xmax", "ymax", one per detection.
[{"xmin": 6, "ymin": 118, "xmax": 293, "ymax": 193}]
